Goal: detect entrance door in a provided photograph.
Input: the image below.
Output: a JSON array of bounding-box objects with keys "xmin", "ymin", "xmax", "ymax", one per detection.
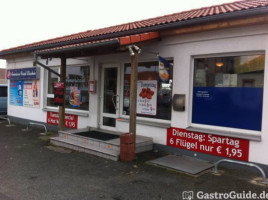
[{"xmin": 100, "ymin": 64, "xmax": 120, "ymax": 130}]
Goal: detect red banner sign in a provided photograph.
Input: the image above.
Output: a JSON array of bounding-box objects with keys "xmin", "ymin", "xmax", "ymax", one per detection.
[
  {"xmin": 47, "ymin": 111, "xmax": 78, "ymax": 129},
  {"xmin": 167, "ymin": 127, "xmax": 249, "ymax": 161},
  {"xmin": 54, "ymin": 82, "xmax": 64, "ymax": 106}
]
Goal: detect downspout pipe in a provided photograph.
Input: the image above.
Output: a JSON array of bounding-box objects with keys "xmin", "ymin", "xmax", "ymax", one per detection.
[{"xmin": 1, "ymin": 6, "xmax": 268, "ymax": 57}]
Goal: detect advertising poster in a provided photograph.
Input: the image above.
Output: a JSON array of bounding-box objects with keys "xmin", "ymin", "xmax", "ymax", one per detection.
[
  {"xmin": 47, "ymin": 112, "xmax": 78, "ymax": 129},
  {"xmin": 137, "ymin": 80, "xmax": 157, "ymax": 115},
  {"xmin": 167, "ymin": 127, "xmax": 249, "ymax": 161},
  {"xmin": 69, "ymin": 86, "xmax": 81, "ymax": 107},
  {"xmin": 23, "ymin": 80, "xmax": 40, "ymax": 108},
  {"xmin": 9, "ymin": 81, "xmax": 23, "ymax": 106}
]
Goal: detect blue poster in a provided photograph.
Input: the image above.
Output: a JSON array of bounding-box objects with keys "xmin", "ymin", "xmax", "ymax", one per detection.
[
  {"xmin": 192, "ymin": 87, "xmax": 263, "ymax": 131},
  {"xmin": 159, "ymin": 56, "xmax": 170, "ymax": 83},
  {"xmin": 10, "ymin": 81, "xmax": 23, "ymax": 106}
]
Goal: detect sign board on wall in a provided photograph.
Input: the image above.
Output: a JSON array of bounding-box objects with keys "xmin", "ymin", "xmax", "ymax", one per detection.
[
  {"xmin": 137, "ymin": 80, "xmax": 157, "ymax": 115},
  {"xmin": 47, "ymin": 112, "xmax": 78, "ymax": 129},
  {"xmin": 7, "ymin": 67, "xmax": 40, "ymax": 80},
  {"xmin": 167, "ymin": 127, "xmax": 249, "ymax": 161},
  {"xmin": 10, "ymin": 80, "xmax": 40, "ymax": 108},
  {"xmin": 88, "ymin": 80, "xmax": 96, "ymax": 93}
]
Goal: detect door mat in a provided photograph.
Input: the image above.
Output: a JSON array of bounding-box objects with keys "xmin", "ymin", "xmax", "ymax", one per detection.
[
  {"xmin": 74, "ymin": 131, "xmax": 119, "ymax": 141},
  {"xmin": 149, "ymin": 155, "xmax": 214, "ymax": 175}
]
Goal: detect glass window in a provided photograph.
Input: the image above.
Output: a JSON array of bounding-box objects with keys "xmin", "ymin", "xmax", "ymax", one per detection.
[
  {"xmin": 47, "ymin": 67, "xmax": 60, "ymax": 108},
  {"xmin": 123, "ymin": 61, "xmax": 173, "ymax": 120},
  {"xmin": 192, "ymin": 54, "xmax": 265, "ymax": 131},
  {"xmin": 46, "ymin": 65, "xmax": 90, "ymax": 111},
  {"xmin": 47, "ymin": 67, "xmax": 60, "ymax": 94},
  {"xmin": 65, "ymin": 66, "xmax": 89, "ymax": 111}
]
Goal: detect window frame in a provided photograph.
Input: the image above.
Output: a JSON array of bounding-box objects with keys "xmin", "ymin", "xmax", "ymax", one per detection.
[
  {"xmin": 119, "ymin": 59, "xmax": 173, "ymax": 124},
  {"xmin": 45, "ymin": 66, "xmax": 60, "ymax": 109},
  {"xmin": 44, "ymin": 64, "xmax": 90, "ymax": 114},
  {"xmin": 188, "ymin": 51, "xmax": 265, "ymax": 141}
]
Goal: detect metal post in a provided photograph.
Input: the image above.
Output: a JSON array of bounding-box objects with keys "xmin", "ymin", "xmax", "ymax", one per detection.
[
  {"xmin": 0, "ymin": 117, "xmax": 13, "ymax": 126},
  {"xmin": 21, "ymin": 122, "xmax": 47, "ymax": 134},
  {"xmin": 213, "ymin": 159, "xmax": 268, "ymax": 185},
  {"xmin": 129, "ymin": 52, "xmax": 138, "ymax": 142},
  {"xmin": 59, "ymin": 57, "xmax": 66, "ymax": 131}
]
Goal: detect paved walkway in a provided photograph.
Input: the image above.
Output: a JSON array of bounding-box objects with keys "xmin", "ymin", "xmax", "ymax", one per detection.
[{"xmin": 0, "ymin": 122, "xmax": 267, "ymax": 200}]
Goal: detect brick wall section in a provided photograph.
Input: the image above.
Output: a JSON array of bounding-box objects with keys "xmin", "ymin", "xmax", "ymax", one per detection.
[{"xmin": 0, "ymin": 69, "xmax": 6, "ymax": 79}]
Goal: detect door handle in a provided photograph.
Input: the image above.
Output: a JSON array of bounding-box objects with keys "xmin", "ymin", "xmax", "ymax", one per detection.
[{"xmin": 112, "ymin": 94, "xmax": 119, "ymax": 110}]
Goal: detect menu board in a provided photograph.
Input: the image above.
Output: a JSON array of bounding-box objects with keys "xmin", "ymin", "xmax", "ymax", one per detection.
[{"xmin": 137, "ymin": 80, "xmax": 157, "ymax": 115}]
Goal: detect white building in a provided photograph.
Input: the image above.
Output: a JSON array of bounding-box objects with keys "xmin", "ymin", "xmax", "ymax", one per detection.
[{"xmin": 1, "ymin": 0, "xmax": 268, "ymax": 166}]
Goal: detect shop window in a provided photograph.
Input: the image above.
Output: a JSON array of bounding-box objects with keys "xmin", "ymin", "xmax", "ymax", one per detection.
[
  {"xmin": 192, "ymin": 54, "xmax": 265, "ymax": 131},
  {"xmin": 47, "ymin": 65, "xmax": 90, "ymax": 111},
  {"xmin": 65, "ymin": 66, "xmax": 89, "ymax": 111},
  {"xmin": 123, "ymin": 61, "xmax": 173, "ymax": 120}
]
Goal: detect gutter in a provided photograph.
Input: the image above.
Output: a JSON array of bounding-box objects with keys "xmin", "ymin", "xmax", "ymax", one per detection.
[
  {"xmin": 33, "ymin": 39, "xmax": 120, "ymax": 76},
  {"xmin": 35, "ymin": 38, "xmax": 120, "ymax": 57},
  {"xmin": 1, "ymin": 6, "xmax": 268, "ymax": 57}
]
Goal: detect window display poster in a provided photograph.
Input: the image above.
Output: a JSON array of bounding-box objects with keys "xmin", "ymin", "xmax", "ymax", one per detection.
[
  {"xmin": 10, "ymin": 81, "xmax": 23, "ymax": 106},
  {"xmin": 158, "ymin": 56, "xmax": 170, "ymax": 83},
  {"xmin": 69, "ymin": 86, "xmax": 81, "ymax": 107},
  {"xmin": 137, "ymin": 80, "xmax": 157, "ymax": 115},
  {"xmin": 54, "ymin": 82, "xmax": 64, "ymax": 106},
  {"xmin": 23, "ymin": 80, "xmax": 40, "ymax": 108}
]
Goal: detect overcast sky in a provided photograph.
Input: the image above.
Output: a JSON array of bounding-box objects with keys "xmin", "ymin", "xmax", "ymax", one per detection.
[{"xmin": 0, "ymin": 0, "xmax": 237, "ymax": 68}]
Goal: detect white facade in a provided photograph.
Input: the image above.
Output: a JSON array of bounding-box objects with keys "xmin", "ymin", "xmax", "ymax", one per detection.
[{"xmin": 7, "ymin": 24, "xmax": 268, "ymax": 165}]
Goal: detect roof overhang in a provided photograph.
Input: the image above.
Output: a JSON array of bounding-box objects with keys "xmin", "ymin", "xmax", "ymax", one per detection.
[{"xmin": 35, "ymin": 32, "xmax": 160, "ymax": 59}]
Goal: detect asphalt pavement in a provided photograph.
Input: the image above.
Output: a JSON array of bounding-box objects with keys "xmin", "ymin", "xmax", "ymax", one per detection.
[{"xmin": 0, "ymin": 121, "xmax": 267, "ymax": 200}]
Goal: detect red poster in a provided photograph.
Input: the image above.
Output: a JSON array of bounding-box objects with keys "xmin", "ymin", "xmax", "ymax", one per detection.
[
  {"xmin": 167, "ymin": 127, "xmax": 249, "ymax": 161},
  {"xmin": 47, "ymin": 112, "xmax": 78, "ymax": 129}
]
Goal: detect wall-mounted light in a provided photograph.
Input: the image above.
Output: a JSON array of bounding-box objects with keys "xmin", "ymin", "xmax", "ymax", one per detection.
[
  {"xmin": 216, "ymin": 62, "xmax": 224, "ymax": 67},
  {"xmin": 128, "ymin": 45, "xmax": 142, "ymax": 56},
  {"xmin": 133, "ymin": 45, "xmax": 142, "ymax": 54},
  {"xmin": 128, "ymin": 46, "xmax": 135, "ymax": 56}
]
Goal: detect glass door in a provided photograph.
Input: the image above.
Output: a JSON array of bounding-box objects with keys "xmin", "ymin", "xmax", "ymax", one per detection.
[{"xmin": 100, "ymin": 64, "xmax": 120, "ymax": 130}]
